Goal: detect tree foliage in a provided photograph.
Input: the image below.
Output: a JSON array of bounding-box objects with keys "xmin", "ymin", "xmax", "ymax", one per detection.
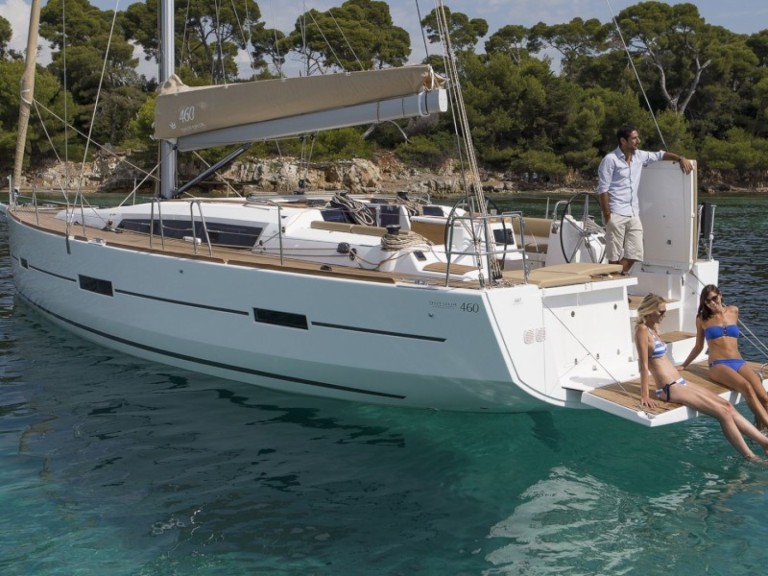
[
  {"xmin": 421, "ymin": 7, "xmax": 489, "ymax": 53},
  {"xmin": 0, "ymin": 14, "xmax": 14, "ymax": 60},
  {"xmin": 124, "ymin": 0, "xmax": 261, "ymax": 84},
  {"xmin": 283, "ymin": 0, "xmax": 411, "ymax": 75},
  {"xmin": 2, "ymin": 1, "xmax": 768, "ymax": 187}
]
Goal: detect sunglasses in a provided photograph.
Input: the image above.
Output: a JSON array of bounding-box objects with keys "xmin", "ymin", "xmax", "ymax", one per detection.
[
  {"xmin": 658, "ymin": 309, "xmax": 667, "ymax": 316},
  {"xmin": 707, "ymin": 295, "xmax": 721, "ymax": 303}
]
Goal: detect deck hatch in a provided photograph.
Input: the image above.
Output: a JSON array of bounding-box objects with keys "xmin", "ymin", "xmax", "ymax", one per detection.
[{"xmin": 118, "ymin": 218, "xmax": 263, "ymax": 248}]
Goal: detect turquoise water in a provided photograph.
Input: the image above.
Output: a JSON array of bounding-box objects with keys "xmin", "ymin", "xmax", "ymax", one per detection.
[{"xmin": 2, "ymin": 194, "xmax": 768, "ymax": 575}]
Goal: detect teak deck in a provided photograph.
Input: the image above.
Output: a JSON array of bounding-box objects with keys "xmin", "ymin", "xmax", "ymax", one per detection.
[
  {"xmin": 9, "ymin": 206, "xmax": 623, "ymax": 290},
  {"xmin": 590, "ymin": 360, "xmax": 766, "ymax": 416}
]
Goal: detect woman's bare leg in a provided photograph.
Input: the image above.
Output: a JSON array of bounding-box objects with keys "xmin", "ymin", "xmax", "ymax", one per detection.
[
  {"xmin": 710, "ymin": 364, "xmax": 768, "ymax": 429},
  {"xmin": 731, "ymin": 409, "xmax": 768, "ymax": 454},
  {"xmin": 674, "ymin": 385, "xmax": 758, "ymax": 459},
  {"xmin": 737, "ymin": 364, "xmax": 768, "ymax": 413}
]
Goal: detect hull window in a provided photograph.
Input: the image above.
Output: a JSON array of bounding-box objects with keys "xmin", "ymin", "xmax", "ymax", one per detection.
[
  {"xmin": 79, "ymin": 275, "xmax": 114, "ymax": 296},
  {"xmin": 254, "ymin": 308, "xmax": 308, "ymax": 330}
]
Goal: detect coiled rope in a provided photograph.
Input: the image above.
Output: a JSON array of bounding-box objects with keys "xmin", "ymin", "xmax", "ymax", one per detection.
[
  {"xmin": 332, "ymin": 193, "xmax": 375, "ymax": 225},
  {"xmin": 380, "ymin": 230, "xmax": 432, "ymax": 252}
]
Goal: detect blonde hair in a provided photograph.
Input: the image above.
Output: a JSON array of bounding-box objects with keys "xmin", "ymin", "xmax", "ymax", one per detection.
[{"xmin": 636, "ymin": 293, "xmax": 667, "ymax": 327}]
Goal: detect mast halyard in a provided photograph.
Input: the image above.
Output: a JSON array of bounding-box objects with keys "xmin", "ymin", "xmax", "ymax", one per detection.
[
  {"xmin": 434, "ymin": 1, "xmax": 501, "ymax": 282},
  {"xmin": 158, "ymin": 0, "xmax": 177, "ymax": 199},
  {"xmin": 12, "ymin": 0, "xmax": 42, "ymax": 203}
]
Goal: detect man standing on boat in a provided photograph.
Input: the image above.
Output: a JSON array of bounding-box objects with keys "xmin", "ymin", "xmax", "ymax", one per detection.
[{"xmin": 597, "ymin": 125, "xmax": 693, "ymax": 275}]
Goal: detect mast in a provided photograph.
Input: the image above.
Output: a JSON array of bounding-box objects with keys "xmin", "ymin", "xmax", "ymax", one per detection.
[
  {"xmin": 12, "ymin": 0, "xmax": 42, "ymax": 200},
  {"xmin": 158, "ymin": 0, "xmax": 176, "ymax": 198}
]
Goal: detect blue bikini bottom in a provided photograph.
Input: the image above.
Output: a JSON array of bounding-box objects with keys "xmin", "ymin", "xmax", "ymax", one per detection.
[{"xmin": 709, "ymin": 358, "xmax": 746, "ymax": 372}]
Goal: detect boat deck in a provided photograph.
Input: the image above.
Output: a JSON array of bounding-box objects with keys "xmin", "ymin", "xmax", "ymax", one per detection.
[
  {"xmin": 10, "ymin": 206, "xmax": 411, "ymax": 284},
  {"xmin": 8, "ymin": 205, "xmax": 625, "ymax": 289},
  {"xmin": 590, "ymin": 360, "xmax": 766, "ymax": 416}
]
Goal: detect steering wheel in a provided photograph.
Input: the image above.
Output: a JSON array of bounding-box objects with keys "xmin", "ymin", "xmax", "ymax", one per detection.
[{"xmin": 558, "ymin": 192, "xmax": 606, "ymax": 263}]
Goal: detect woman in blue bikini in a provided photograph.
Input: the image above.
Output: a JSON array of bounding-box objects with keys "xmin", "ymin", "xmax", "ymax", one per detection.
[
  {"xmin": 680, "ymin": 285, "xmax": 768, "ymax": 430},
  {"xmin": 636, "ymin": 293, "xmax": 768, "ymax": 461}
]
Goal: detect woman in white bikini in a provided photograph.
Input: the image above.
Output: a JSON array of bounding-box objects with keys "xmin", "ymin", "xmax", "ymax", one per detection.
[
  {"xmin": 636, "ymin": 293, "xmax": 768, "ymax": 461},
  {"xmin": 680, "ymin": 285, "xmax": 768, "ymax": 430}
]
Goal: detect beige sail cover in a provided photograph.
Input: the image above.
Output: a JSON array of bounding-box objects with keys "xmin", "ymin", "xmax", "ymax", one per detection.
[{"xmin": 154, "ymin": 66, "xmax": 443, "ymax": 141}]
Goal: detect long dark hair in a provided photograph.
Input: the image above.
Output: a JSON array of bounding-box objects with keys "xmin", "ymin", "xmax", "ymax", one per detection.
[{"xmin": 698, "ymin": 284, "xmax": 721, "ymax": 320}]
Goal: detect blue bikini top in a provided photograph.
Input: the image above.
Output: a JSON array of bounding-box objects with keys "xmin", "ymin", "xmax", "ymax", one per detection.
[
  {"xmin": 704, "ymin": 324, "xmax": 740, "ymax": 341},
  {"xmin": 650, "ymin": 332, "xmax": 668, "ymax": 359}
]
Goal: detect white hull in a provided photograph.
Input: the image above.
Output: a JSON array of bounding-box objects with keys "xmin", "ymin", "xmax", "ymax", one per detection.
[
  {"xmin": 7, "ymin": 162, "xmax": 736, "ymax": 423},
  {"xmin": 6, "ymin": 211, "xmax": 550, "ymax": 411},
  {"xmin": 6, "ymin": 163, "xmax": 752, "ymax": 424},
  {"xmin": 10, "ymin": 2, "xmax": 759, "ymax": 427}
]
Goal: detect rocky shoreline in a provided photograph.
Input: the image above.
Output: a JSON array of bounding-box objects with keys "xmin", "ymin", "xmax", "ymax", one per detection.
[
  {"xmin": 15, "ymin": 151, "xmax": 593, "ymax": 198},
  {"xmin": 18, "ymin": 151, "xmax": 762, "ymax": 198}
]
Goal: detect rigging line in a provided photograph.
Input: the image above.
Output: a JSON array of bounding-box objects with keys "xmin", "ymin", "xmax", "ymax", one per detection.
[
  {"xmin": 29, "ymin": 119, "xmax": 69, "ymax": 207},
  {"xmin": 414, "ymin": 0, "xmax": 430, "ymax": 63},
  {"xmin": 306, "ymin": 9, "xmax": 344, "ymax": 71},
  {"xmin": 61, "ymin": 0, "xmax": 69, "ymax": 196},
  {"xmin": 228, "ymin": 0, "xmax": 255, "ymax": 73},
  {"xmin": 432, "ymin": 3, "xmax": 477, "ymax": 273},
  {"xmin": 430, "ymin": 3, "xmax": 470, "ymax": 191},
  {"xmin": 190, "ymin": 150, "xmax": 244, "ymax": 198},
  {"xmin": 31, "ymin": 100, "xmax": 160, "ymax": 184},
  {"xmin": 687, "ymin": 270, "xmax": 768, "ymax": 359},
  {"xmin": 300, "ymin": 1, "xmax": 308, "ymax": 75},
  {"xmin": 607, "ymin": 0, "xmax": 689, "ymax": 268},
  {"xmin": 31, "ymin": 100, "xmax": 74, "ymax": 210},
  {"xmin": 117, "ymin": 164, "xmax": 161, "ymax": 208},
  {"xmin": 434, "ymin": 0, "xmax": 499, "ymax": 283},
  {"xmin": 263, "ymin": 0, "xmax": 284, "ymax": 77},
  {"xmin": 738, "ymin": 321, "xmax": 768, "ymax": 359},
  {"xmin": 541, "ymin": 299, "xmax": 630, "ymax": 392},
  {"xmin": 213, "ymin": 0, "xmax": 227, "ymax": 83},
  {"xmin": 604, "ymin": 0, "xmax": 667, "ymax": 149},
  {"xmin": 181, "ymin": 0, "xmax": 190, "ymax": 72},
  {"xmin": 435, "ymin": 2, "xmax": 481, "ymax": 197},
  {"xmin": 433, "ymin": 23, "xmax": 468, "ymax": 184},
  {"xmin": 326, "ymin": 7, "xmax": 364, "ymax": 71},
  {"xmin": 299, "ymin": 133, "xmax": 318, "ymax": 190},
  {"xmin": 79, "ymin": 0, "xmax": 121, "ymax": 194}
]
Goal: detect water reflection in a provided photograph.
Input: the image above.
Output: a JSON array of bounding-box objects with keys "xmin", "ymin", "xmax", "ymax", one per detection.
[
  {"xmin": 484, "ymin": 463, "xmax": 768, "ymax": 575},
  {"xmin": 2, "ymin": 195, "xmax": 768, "ymax": 575}
]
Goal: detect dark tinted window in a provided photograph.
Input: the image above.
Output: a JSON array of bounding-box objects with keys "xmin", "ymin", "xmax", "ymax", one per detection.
[
  {"xmin": 423, "ymin": 206, "xmax": 445, "ymax": 216},
  {"xmin": 321, "ymin": 209, "xmax": 351, "ymax": 223},
  {"xmin": 119, "ymin": 219, "xmax": 262, "ymax": 247},
  {"xmin": 254, "ymin": 308, "xmax": 308, "ymax": 330},
  {"xmin": 79, "ymin": 275, "xmax": 114, "ymax": 296},
  {"xmin": 493, "ymin": 228, "xmax": 515, "ymax": 245}
]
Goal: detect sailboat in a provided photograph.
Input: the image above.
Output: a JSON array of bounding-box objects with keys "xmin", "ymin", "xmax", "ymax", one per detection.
[{"xmin": 2, "ymin": 1, "xmax": 761, "ymax": 425}]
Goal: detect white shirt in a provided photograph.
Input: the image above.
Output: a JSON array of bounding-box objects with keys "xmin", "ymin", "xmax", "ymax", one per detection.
[{"xmin": 596, "ymin": 147, "xmax": 664, "ymax": 217}]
